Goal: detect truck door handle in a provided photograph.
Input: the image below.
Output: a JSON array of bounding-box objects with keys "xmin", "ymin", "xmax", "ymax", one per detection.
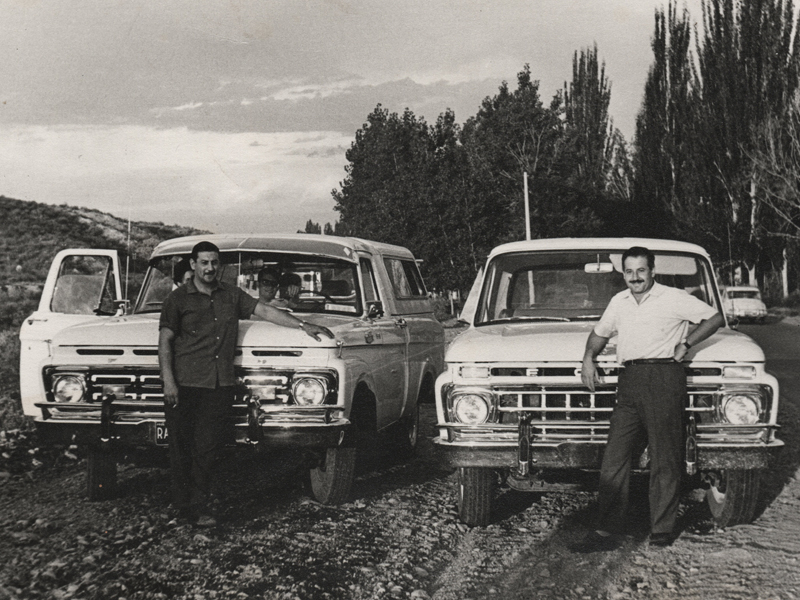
[{"xmin": 394, "ymin": 318, "xmax": 407, "ymax": 329}]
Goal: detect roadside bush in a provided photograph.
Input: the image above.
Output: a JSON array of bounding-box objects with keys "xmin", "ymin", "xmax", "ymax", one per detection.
[
  {"xmin": 0, "ymin": 288, "xmax": 40, "ymax": 330},
  {"xmin": 779, "ymin": 290, "xmax": 800, "ymax": 309},
  {"xmin": 431, "ymin": 296, "xmax": 453, "ymax": 322},
  {"xmin": 0, "ymin": 328, "xmax": 26, "ymax": 431}
]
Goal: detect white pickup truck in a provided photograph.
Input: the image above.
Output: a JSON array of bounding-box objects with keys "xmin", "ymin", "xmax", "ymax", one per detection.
[
  {"xmin": 435, "ymin": 237, "xmax": 782, "ymax": 527},
  {"xmin": 19, "ymin": 234, "xmax": 445, "ymax": 503}
]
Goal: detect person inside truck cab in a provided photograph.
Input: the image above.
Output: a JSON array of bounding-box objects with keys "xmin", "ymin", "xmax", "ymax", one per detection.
[
  {"xmin": 158, "ymin": 242, "xmax": 335, "ymax": 527},
  {"xmin": 256, "ymin": 267, "xmax": 281, "ymax": 304},
  {"xmin": 173, "ymin": 258, "xmax": 193, "ymax": 288},
  {"xmin": 277, "ymin": 271, "xmax": 301, "ymax": 309},
  {"xmin": 254, "ymin": 267, "xmax": 300, "ymax": 311}
]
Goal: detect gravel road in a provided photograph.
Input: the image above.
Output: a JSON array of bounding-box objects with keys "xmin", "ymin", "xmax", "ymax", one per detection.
[{"xmin": 1, "ymin": 320, "xmax": 799, "ymax": 600}]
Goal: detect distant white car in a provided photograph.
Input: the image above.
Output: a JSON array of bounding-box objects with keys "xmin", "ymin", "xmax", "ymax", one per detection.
[{"xmin": 721, "ymin": 285, "xmax": 768, "ymax": 323}]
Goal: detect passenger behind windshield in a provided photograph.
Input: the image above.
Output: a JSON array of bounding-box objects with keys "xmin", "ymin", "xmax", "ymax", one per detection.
[
  {"xmin": 253, "ymin": 267, "xmax": 299, "ymax": 313},
  {"xmin": 277, "ymin": 272, "xmax": 301, "ymax": 310},
  {"xmin": 173, "ymin": 258, "xmax": 193, "ymax": 288}
]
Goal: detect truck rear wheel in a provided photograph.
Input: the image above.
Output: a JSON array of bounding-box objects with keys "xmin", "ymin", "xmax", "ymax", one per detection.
[
  {"xmin": 394, "ymin": 375, "xmax": 433, "ymax": 459},
  {"xmin": 86, "ymin": 445, "xmax": 117, "ymax": 501},
  {"xmin": 706, "ymin": 469, "xmax": 760, "ymax": 527},
  {"xmin": 393, "ymin": 400, "xmax": 420, "ymax": 459},
  {"xmin": 457, "ymin": 467, "xmax": 494, "ymax": 527},
  {"xmin": 309, "ymin": 446, "xmax": 356, "ymax": 505}
]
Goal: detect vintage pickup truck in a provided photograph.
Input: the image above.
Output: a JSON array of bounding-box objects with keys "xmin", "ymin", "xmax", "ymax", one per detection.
[
  {"xmin": 435, "ymin": 237, "xmax": 782, "ymax": 527},
  {"xmin": 19, "ymin": 234, "xmax": 444, "ymax": 503}
]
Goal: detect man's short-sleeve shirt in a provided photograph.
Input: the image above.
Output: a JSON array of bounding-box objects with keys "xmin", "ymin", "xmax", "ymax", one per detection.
[
  {"xmin": 594, "ymin": 282, "xmax": 718, "ymax": 363},
  {"xmin": 160, "ymin": 279, "xmax": 259, "ymax": 388}
]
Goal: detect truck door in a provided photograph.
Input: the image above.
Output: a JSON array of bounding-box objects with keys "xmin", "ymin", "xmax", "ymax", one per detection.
[
  {"xmin": 358, "ymin": 256, "xmax": 409, "ymax": 430},
  {"xmin": 382, "ymin": 257, "xmax": 441, "ymax": 418},
  {"xmin": 19, "ymin": 249, "xmax": 123, "ymax": 416}
]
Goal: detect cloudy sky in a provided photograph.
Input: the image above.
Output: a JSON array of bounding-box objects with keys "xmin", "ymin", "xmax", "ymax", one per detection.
[{"xmin": 0, "ymin": 0, "xmax": 703, "ymax": 234}]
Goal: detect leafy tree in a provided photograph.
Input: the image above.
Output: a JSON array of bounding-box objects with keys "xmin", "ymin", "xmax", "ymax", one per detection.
[
  {"xmin": 633, "ymin": 0, "xmax": 800, "ymax": 293},
  {"xmin": 564, "ymin": 45, "xmax": 612, "ymax": 192},
  {"xmin": 461, "ymin": 65, "xmax": 602, "ymax": 244},
  {"xmin": 564, "ymin": 45, "xmax": 633, "ymax": 233},
  {"xmin": 632, "ymin": 2, "xmax": 696, "ymax": 239},
  {"xmin": 696, "ymin": 0, "xmax": 800, "ymax": 278},
  {"xmin": 333, "ymin": 105, "xmax": 432, "ymax": 246},
  {"xmin": 301, "ymin": 219, "xmax": 322, "ymax": 234}
]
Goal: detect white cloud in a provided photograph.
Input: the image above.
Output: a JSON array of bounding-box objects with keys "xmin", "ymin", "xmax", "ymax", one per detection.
[
  {"xmin": 0, "ymin": 124, "xmax": 348, "ymax": 233},
  {"xmin": 171, "ymin": 102, "xmax": 205, "ymax": 112}
]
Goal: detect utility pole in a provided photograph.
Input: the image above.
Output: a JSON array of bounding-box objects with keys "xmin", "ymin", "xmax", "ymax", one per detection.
[{"xmin": 523, "ymin": 171, "xmax": 531, "ymax": 240}]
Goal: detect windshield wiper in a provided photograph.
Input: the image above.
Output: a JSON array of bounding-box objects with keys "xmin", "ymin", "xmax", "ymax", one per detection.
[{"xmin": 570, "ymin": 315, "xmax": 603, "ymax": 320}]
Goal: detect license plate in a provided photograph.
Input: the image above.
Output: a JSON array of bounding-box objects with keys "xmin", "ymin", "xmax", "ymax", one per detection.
[{"xmin": 155, "ymin": 423, "xmax": 169, "ymax": 445}]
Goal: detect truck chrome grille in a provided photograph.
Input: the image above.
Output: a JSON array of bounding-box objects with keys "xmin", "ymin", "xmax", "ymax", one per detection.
[
  {"xmin": 447, "ymin": 383, "xmax": 762, "ymax": 444},
  {"xmin": 42, "ymin": 366, "xmax": 339, "ymax": 422}
]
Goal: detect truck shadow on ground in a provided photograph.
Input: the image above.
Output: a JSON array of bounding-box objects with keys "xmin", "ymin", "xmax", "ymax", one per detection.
[{"xmin": 112, "ymin": 407, "xmax": 453, "ymax": 522}]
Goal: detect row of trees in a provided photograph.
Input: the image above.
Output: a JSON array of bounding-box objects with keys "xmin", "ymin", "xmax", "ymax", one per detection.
[
  {"xmin": 635, "ymin": 0, "xmax": 800, "ymax": 296},
  {"xmin": 309, "ymin": 0, "xmax": 800, "ymax": 299},
  {"xmin": 313, "ymin": 51, "xmax": 630, "ymax": 292}
]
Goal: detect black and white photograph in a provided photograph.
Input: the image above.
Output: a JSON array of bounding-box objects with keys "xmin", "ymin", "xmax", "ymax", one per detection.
[{"xmin": 2, "ymin": 1, "xmax": 800, "ymax": 598}]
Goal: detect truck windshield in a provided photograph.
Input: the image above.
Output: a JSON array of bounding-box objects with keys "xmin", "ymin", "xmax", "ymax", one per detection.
[
  {"xmin": 475, "ymin": 250, "xmax": 719, "ymax": 325},
  {"xmin": 134, "ymin": 252, "xmax": 361, "ymax": 316}
]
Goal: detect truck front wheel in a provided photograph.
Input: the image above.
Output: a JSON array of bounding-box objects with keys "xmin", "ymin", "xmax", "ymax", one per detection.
[
  {"xmin": 309, "ymin": 447, "xmax": 356, "ymax": 505},
  {"xmin": 706, "ymin": 469, "xmax": 760, "ymax": 527},
  {"xmin": 86, "ymin": 445, "xmax": 117, "ymax": 501},
  {"xmin": 457, "ymin": 467, "xmax": 495, "ymax": 527}
]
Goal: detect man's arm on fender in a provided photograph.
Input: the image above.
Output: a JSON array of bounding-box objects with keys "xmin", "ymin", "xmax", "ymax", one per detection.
[
  {"xmin": 251, "ymin": 302, "xmax": 334, "ymax": 341},
  {"xmin": 582, "ymin": 331, "xmax": 610, "ymax": 392},
  {"xmin": 675, "ymin": 312, "xmax": 725, "ymax": 361}
]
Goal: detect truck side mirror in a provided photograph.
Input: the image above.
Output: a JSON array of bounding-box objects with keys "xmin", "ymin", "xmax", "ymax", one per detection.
[
  {"xmin": 366, "ymin": 301, "xmax": 384, "ymax": 319},
  {"xmin": 114, "ymin": 299, "xmax": 130, "ymax": 316}
]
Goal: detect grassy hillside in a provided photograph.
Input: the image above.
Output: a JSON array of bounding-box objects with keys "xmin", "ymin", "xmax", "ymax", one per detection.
[
  {"xmin": 0, "ymin": 196, "xmax": 207, "ymax": 428},
  {"xmin": 0, "ymin": 196, "xmax": 206, "ymax": 286}
]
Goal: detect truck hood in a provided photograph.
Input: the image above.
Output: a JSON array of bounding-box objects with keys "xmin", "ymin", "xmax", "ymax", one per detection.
[
  {"xmin": 50, "ymin": 313, "xmax": 354, "ymax": 348},
  {"xmin": 446, "ymin": 322, "xmax": 764, "ymax": 363}
]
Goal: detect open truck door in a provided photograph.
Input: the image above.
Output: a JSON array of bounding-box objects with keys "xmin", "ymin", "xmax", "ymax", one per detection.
[{"xmin": 19, "ymin": 249, "xmax": 123, "ymax": 416}]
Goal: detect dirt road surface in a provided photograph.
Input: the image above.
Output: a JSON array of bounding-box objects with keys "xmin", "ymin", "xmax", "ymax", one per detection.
[{"xmin": 1, "ymin": 320, "xmax": 799, "ymax": 600}]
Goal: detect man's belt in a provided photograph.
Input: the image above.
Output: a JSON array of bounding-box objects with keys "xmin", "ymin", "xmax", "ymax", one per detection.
[{"xmin": 622, "ymin": 358, "xmax": 679, "ymax": 367}]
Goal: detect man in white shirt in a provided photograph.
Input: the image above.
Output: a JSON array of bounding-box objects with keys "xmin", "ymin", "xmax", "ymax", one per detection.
[{"xmin": 577, "ymin": 246, "xmax": 724, "ymax": 550}]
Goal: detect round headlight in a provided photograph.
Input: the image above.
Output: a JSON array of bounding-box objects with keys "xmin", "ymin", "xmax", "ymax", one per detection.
[
  {"xmin": 453, "ymin": 394, "xmax": 490, "ymax": 424},
  {"xmin": 53, "ymin": 375, "xmax": 86, "ymax": 403},
  {"xmin": 292, "ymin": 378, "xmax": 326, "ymax": 405},
  {"xmin": 721, "ymin": 394, "xmax": 760, "ymax": 424}
]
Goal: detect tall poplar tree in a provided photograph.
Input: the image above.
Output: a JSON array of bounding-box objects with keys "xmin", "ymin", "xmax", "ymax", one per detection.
[
  {"xmin": 564, "ymin": 45, "xmax": 632, "ymax": 233},
  {"xmin": 694, "ymin": 0, "xmax": 800, "ymax": 275},
  {"xmin": 632, "ymin": 2, "xmax": 695, "ymax": 239}
]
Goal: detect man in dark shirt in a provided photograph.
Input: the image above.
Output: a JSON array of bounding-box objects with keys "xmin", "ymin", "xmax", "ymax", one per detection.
[{"xmin": 158, "ymin": 241, "xmax": 333, "ymax": 526}]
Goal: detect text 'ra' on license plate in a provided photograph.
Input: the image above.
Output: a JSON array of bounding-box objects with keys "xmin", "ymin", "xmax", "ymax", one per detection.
[{"xmin": 155, "ymin": 423, "xmax": 169, "ymax": 445}]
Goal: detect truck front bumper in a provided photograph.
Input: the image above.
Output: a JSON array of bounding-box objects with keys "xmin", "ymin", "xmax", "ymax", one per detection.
[
  {"xmin": 433, "ymin": 438, "xmax": 784, "ymax": 471},
  {"xmin": 34, "ymin": 397, "xmax": 351, "ymax": 450},
  {"xmin": 35, "ymin": 418, "xmax": 351, "ymax": 449}
]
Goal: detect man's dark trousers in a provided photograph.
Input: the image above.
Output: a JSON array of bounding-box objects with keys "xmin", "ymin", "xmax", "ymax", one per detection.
[
  {"xmin": 597, "ymin": 362, "xmax": 687, "ymax": 535},
  {"xmin": 164, "ymin": 386, "xmax": 235, "ymax": 513}
]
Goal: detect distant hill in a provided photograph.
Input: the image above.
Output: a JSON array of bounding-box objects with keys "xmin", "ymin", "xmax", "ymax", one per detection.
[{"xmin": 0, "ymin": 196, "xmax": 207, "ymax": 286}]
